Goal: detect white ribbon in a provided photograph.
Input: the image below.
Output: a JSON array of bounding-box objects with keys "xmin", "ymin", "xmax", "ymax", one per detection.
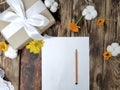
[{"xmin": 0, "ymin": 0, "xmax": 49, "ymax": 40}]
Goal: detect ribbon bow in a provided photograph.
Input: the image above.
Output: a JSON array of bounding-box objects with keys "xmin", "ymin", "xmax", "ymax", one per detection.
[{"xmin": 0, "ymin": 0, "xmax": 49, "ymax": 40}]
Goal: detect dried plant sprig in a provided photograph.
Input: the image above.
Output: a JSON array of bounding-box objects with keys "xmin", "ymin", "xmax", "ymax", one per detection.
[
  {"xmin": 68, "ymin": 5, "xmax": 97, "ymax": 32},
  {"xmin": 97, "ymin": 18, "xmax": 117, "ymax": 27}
]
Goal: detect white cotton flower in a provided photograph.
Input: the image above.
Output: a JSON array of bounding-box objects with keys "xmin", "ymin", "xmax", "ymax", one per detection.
[
  {"xmin": 44, "ymin": 0, "xmax": 58, "ymax": 13},
  {"xmin": 4, "ymin": 45, "xmax": 18, "ymax": 59},
  {"xmin": 107, "ymin": 42, "xmax": 120, "ymax": 56},
  {"xmin": 111, "ymin": 42, "xmax": 119, "ymax": 48},
  {"xmin": 50, "ymin": 2, "xmax": 58, "ymax": 13},
  {"xmin": 44, "ymin": 0, "xmax": 53, "ymax": 8},
  {"xmin": 50, "ymin": 6, "xmax": 57, "ymax": 12},
  {"xmin": 82, "ymin": 5, "xmax": 97, "ymax": 20},
  {"xmin": 0, "ymin": 69, "xmax": 14, "ymax": 90},
  {"xmin": 44, "ymin": 0, "xmax": 55, "ymax": 8},
  {"xmin": 52, "ymin": 1, "xmax": 58, "ymax": 7},
  {"xmin": 112, "ymin": 51, "xmax": 118, "ymax": 56},
  {"xmin": 107, "ymin": 45, "xmax": 114, "ymax": 52}
]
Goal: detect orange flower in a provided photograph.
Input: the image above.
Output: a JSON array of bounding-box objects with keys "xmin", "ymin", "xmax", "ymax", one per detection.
[
  {"xmin": 0, "ymin": 41, "xmax": 8, "ymax": 52},
  {"xmin": 69, "ymin": 22, "xmax": 80, "ymax": 32},
  {"xmin": 103, "ymin": 51, "xmax": 112, "ymax": 60},
  {"xmin": 97, "ymin": 18, "xmax": 105, "ymax": 27}
]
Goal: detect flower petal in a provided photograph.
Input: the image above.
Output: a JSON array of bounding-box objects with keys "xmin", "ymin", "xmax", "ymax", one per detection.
[
  {"xmin": 90, "ymin": 10, "xmax": 97, "ymax": 19},
  {"xmin": 44, "ymin": 0, "xmax": 52, "ymax": 8},
  {"xmin": 69, "ymin": 22, "xmax": 80, "ymax": 32},
  {"xmin": 111, "ymin": 42, "xmax": 119, "ymax": 48},
  {"xmin": 107, "ymin": 45, "xmax": 114, "ymax": 52},
  {"xmin": 26, "ymin": 40, "xmax": 44, "ymax": 54},
  {"xmin": 86, "ymin": 5, "xmax": 95, "ymax": 11},
  {"xmin": 114, "ymin": 46, "xmax": 120, "ymax": 54},
  {"xmin": 53, "ymin": 2, "xmax": 58, "ymax": 7},
  {"xmin": 50, "ymin": 5, "xmax": 58, "ymax": 13},
  {"xmin": 85, "ymin": 14, "xmax": 92, "ymax": 20},
  {"xmin": 103, "ymin": 51, "xmax": 112, "ymax": 60},
  {"xmin": 50, "ymin": 0, "xmax": 55, "ymax": 3},
  {"xmin": 112, "ymin": 51, "xmax": 118, "ymax": 56},
  {"xmin": 82, "ymin": 9, "xmax": 88, "ymax": 16},
  {"xmin": 4, "ymin": 45, "xmax": 18, "ymax": 59}
]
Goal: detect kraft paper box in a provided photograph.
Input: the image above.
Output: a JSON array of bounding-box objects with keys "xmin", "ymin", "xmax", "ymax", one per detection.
[{"xmin": 0, "ymin": 0, "xmax": 55, "ymax": 49}]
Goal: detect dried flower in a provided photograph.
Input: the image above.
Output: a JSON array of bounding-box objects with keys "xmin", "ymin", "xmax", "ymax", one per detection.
[
  {"xmin": 69, "ymin": 5, "xmax": 97, "ymax": 32},
  {"xmin": 103, "ymin": 51, "xmax": 112, "ymax": 60},
  {"xmin": 97, "ymin": 18, "xmax": 105, "ymax": 27},
  {"xmin": 97, "ymin": 18, "xmax": 117, "ymax": 27},
  {"xmin": 26, "ymin": 40, "xmax": 44, "ymax": 54},
  {"xmin": 0, "ymin": 41, "xmax": 8, "ymax": 52},
  {"xmin": 69, "ymin": 22, "xmax": 80, "ymax": 32}
]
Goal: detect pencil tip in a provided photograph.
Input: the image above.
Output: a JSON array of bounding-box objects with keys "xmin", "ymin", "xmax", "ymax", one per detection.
[
  {"xmin": 75, "ymin": 49, "xmax": 77, "ymax": 52},
  {"xmin": 75, "ymin": 82, "xmax": 78, "ymax": 85}
]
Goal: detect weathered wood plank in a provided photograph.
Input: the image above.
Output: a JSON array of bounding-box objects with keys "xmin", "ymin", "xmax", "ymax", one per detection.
[
  {"xmin": 102, "ymin": 0, "xmax": 120, "ymax": 90},
  {"xmin": 0, "ymin": 55, "xmax": 20, "ymax": 90},
  {"xmin": 20, "ymin": 49, "xmax": 41, "ymax": 90}
]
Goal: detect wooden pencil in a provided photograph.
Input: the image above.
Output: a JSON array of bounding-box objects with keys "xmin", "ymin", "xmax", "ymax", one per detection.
[{"xmin": 75, "ymin": 49, "xmax": 78, "ymax": 85}]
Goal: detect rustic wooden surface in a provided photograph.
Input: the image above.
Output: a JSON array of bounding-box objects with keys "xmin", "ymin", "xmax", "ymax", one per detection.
[{"xmin": 0, "ymin": 0, "xmax": 120, "ymax": 90}]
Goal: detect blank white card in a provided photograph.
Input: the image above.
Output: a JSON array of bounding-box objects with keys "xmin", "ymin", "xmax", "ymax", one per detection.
[{"xmin": 42, "ymin": 37, "xmax": 89, "ymax": 90}]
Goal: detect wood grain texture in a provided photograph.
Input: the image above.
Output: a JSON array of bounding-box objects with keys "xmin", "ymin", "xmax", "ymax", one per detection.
[
  {"xmin": 0, "ymin": 0, "xmax": 120, "ymax": 90},
  {"xmin": 102, "ymin": 0, "xmax": 120, "ymax": 90},
  {"xmin": 20, "ymin": 49, "xmax": 41, "ymax": 90},
  {"xmin": 0, "ymin": 54, "xmax": 20, "ymax": 90}
]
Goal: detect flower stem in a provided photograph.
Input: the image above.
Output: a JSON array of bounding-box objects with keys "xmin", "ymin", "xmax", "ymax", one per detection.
[
  {"xmin": 75, "ymin": 16, "xmax": 83, "ymax": 25},
  {"xmin": 104, "ymin": 18, "xmax": 117, "ymax": 22}
]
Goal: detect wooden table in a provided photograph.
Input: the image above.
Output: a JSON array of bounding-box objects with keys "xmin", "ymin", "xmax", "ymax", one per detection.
[{"xmin": 0, "ymin": 0, "xmax": 120, "ymax": 90}]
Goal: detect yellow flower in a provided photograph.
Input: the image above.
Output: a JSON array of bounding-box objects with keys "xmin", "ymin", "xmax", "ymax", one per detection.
[
  {"xmin": 103, "ymin": 51, "xmax": 112, "ymax": 60},
  {"xmin": 69, "ymin": 22, "xmax": 80, "ymax": 32},
  {"xmin": 0, "ymin": 41, "xmax": 8, "ymax": 52},
  {"xmin": 97, "ymin": 18, "xmax": 105, "ymax": 27},
  {"xmin": 26, "ymin": 40, "xmax": 44, "ymax": 54}
]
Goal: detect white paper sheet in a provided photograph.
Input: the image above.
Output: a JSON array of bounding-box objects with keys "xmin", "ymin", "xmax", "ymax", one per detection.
[{"xmin": 42, "ymin": 37, "xmax": 89, "ymax": 90}]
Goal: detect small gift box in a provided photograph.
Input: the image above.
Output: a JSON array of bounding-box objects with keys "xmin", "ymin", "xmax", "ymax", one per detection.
[{"xmin": 0, "ymin": 0, "xmax": 55, "ymax": 49}]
